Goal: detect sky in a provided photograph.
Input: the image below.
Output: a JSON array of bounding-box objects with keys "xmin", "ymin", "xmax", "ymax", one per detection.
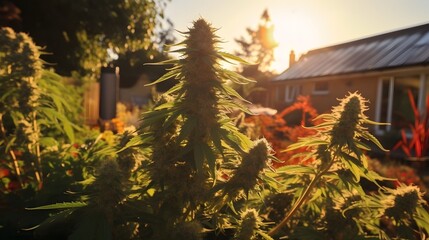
[{"xmin": 164, "ymin": 0, "xmax": 429, "ymax": 73}]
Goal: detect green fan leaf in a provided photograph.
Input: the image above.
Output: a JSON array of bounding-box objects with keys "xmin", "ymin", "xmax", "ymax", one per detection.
[{"xmin": 26, "ymin": 201, "xmax": 87, "ymax": 210}]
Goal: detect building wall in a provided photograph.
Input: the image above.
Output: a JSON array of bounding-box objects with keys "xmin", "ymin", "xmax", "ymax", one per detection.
[
  {"xmin": 269, "ymin": 75, "xmax": 379, "ymax": 119},
  {"xmin": 269, "ymin": 66, "xmax": 429, "ymax": 128},
  {"xmin": 119, "ymin": 74, "xmax": 153, "ymax": 107}
]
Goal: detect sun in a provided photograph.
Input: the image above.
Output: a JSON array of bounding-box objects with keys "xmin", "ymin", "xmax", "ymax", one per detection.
[{"xmin": 270, "ymin": 12, "xmax": 323, "ymax": 73}]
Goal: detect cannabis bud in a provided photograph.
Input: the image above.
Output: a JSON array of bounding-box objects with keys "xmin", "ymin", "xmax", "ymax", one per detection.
[
  {"xmin": 383, "ymin": 184, "xmax": 425, "ymax": 221},
  {"xmin": 224, "ymin": 139, "xmax": 271, "ymax": 196},
  {"xmin": 235, "ymin": 208, "xmax": 261, "ymax": 240},
  {"xmin": 330, "ymin": 93, "xmax": 367, "ymax": 149},
  {"xmin": 92, "ymin": 158, "xmax": 126, "ymax": 210},
  {"xmin": 0, "ymin": 27, "xmax": 42, "ymax": 114}
]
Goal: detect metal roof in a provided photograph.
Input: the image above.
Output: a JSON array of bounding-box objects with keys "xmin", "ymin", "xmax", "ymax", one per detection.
[{"xmin": 274, "ymin": 23, "xmax": 429, "ymax": 81}]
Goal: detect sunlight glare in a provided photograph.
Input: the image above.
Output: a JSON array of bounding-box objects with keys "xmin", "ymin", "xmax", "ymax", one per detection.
[{"xmin": 271, "ymin": 12, "xmax": 323, "ymax": 73}]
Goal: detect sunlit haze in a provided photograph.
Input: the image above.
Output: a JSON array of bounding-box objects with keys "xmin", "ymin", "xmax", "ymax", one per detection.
[{"xmin": 165, "ymin": 0, "xmax": 429, "ymax": 73}]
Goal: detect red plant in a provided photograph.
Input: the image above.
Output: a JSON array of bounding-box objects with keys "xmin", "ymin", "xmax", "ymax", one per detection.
[
  {"xmin": 245, "ymin": 95, "xmax": 320, "ymax": 167},
  {"xmin": 393, "ymin": 89, "xmax": 429, "ymax": 158}
]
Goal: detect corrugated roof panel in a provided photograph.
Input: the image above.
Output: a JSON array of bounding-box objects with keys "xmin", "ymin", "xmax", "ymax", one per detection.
[
  {"xmin": 384, "ymin": 33, "xmax": 421, "ymax": 67},
  {"xmin": 416, "ymin": 31, "xmax": 429, "ymax": 45},
  {"xmin": 340, "ymin": 43, "xmax": 375, "ymax": 73},
  {"xmin": 360, "ymin": 37, "xmax": 401, "ymax": 70},
  {"xmin": 347, "ymin": 41, "xmax": 380, "ymax": 72},
  {"xmin": 305, "ymin": 51, "xmax": 335, "ymax": 77},
  {"xmin": 371, "ymin": 35, "xmax": 412, "ymax": 68},
  {"xmin": 405, "ymin": 45, "xmax": 429, "ymax": 64},
  {"xmin": 274, "ymin": 23, "xmax": 429, "ymax": 81},
  {"xmin": 322, "ymin": 45, "xmax": 358, "ymax": 75}
]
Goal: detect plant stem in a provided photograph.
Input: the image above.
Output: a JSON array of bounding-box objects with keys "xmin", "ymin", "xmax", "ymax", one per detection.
[
  {"xmin": 31, "ymin": 111, "xmax": 42, "ymax": 188},
  {"xmin": 0, "ymin": 114, "xmax": 24, "ymax": 188},
  {"xmin": 268, "ymin": 161, "xmax": 333, "ymax": 236}
]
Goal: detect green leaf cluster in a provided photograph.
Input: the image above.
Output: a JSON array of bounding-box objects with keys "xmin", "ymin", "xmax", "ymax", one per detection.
[
  {"xmin": 0, "ymin": 27, "xmax": 83, "ymax": 192},
  {"xmin": 266, "ymin": 92, "xmax": 429, "ymax": 239},
  {"xmin": 11, "ymin": 0, "xmax": 171, "ymax": 82}
]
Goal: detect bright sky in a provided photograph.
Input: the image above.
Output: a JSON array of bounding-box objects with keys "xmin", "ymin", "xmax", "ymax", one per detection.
[{"xmin": 164, "ymin": 0, "xmax": 429, "ymax": 73}]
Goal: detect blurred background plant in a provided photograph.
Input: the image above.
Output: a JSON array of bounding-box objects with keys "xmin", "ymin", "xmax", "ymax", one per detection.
[
  {"xmin": 232, "ymin": 9, "xmax": 278, "ymax": 105},
  {"xmin": 393, "ymin": 89, "xmax": 429, "ymax": 159},
  {"xmin": 242, "ymin": 95, "xmax": 320, "ymax": 167},
  {"xmin": 4, "ymin": 0, "xmax": 174, "ymax": 85},
  {"xmin": 0, "ymin": 27, "xmax": 82, "ymax": 192},
  {"xmin": 0, "ymin": 27, "xmax": 105, "ymax": 239}
]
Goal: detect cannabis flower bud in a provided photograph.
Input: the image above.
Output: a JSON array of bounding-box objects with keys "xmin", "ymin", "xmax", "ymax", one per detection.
[
  {"xmin": 0, "ymin": 27, "xmax": 42, "ymax": 114},
  {"xmin": 224, "ymin": 139, "xmax": 271, "ymax": 196},
  {"xmin": 92, "ymin": 158, "xmax": 126, "ymax": 210},
  {"xmin": 235, "ymin": 208, "xmax": 261, "ymax": 240},
  {"xmin": 330, "ymin": 93, "xmax": 368, "ymax": 149},
  {"xmin": 383, "ymin": 184, "xmax": 425, "ymax": 221}
]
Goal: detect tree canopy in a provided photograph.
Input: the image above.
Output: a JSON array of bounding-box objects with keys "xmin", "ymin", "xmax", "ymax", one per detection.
[
  {"xmin": 234, "ymin": 9, "xmax": 278, "ymax": 104},
  {"xmin": 235, "ymin": 9, "xmax": 278, "ymax": 74},
  {"xmin": 1, "ymin": 0, "xmax": 172, "ymax": 82}
]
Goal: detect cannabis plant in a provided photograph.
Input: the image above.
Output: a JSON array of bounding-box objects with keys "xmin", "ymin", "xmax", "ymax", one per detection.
[
  {"xmin": 265, "ymin": 92, "xmax": 429, "ymax": 239},
  {"xmin": 133, "ymin": 18, "xmax": 276, "ymax": 240},
  {"xmin": 29, "ymin": 19, "xmax": 275, "ymax": 240},
  {"xmin": 0, "ymin": 27, "xmax": 81, "ymax": 192}
]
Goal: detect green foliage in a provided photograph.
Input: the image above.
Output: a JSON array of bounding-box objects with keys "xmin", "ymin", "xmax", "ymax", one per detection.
[
  {"xmin": 29, "ymin": 18, "xmax": 275, "ymax": 240},
  {"xmin": 0, "ymin": 27, "xmax": 88, "ymax": 239},
  {"xmin": 10, "ymin": 0, "xmax": 172, "ymax": 82},
  {"xmin": 0, "ymin": 27, "xmax": 82, "ymax": 192},
  {"xmin": 137, "ymin": 18, "xmax": 274, "ymax": 239},
  {"xmin": 266, "ymin": 92, "xmax": 429, "ymax": 239}
]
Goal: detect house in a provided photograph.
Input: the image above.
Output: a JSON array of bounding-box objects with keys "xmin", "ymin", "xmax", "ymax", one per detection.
[{"xmin": 270, "ymin": 23, "xmax": 429, "ymax": 135}]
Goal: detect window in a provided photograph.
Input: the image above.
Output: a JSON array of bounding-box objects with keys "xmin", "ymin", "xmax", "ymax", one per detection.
[
  {"xmin": 285, "ymin": 85, "xmax": 300, "ymax": 103},
  {"xmin": 313, "ymin": 81, "xmax": 329, "ymax": 94},
  {"xmin": 375, "ymin": 75, "xmax": 427, "ymax": 133}
]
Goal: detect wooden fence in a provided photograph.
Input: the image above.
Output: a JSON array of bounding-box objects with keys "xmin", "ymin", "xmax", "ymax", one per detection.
[{"xmin": 83, "ymin": 82, "xmax": 100, "ymax": 126}]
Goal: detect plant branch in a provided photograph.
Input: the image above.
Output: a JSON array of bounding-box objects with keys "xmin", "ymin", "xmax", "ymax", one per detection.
[
  {"xmin": 0, "ymin": 113, "xmax": 24, "ymax": 188},
  {"xmin": 268, "ymin": 160, "xmax": 333, "ymax": 236},
  {"xmin": 31, "ymin": 111, "xmax": 42, "ymax": 188}
]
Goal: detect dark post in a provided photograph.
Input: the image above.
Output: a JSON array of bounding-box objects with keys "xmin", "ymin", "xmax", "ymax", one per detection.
[
  {"xmin": 99, "ymin": 66, "xmax": 119, "ymax": 120},
  {"xmin": 99, "ymin": 66, "xmax": 119, "ymax": 132}
]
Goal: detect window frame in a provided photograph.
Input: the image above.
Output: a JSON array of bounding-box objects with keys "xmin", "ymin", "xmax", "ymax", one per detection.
[
  {"xmin": 312, "ymin": 81, "xmax": 329, "ymax": 95},
  {"xmin": 284, "ymin": 85, "xmax": 299, "ymax": 103},
  {"xmin": 375, "ymin": 74, "xmax": 428, "ymax": 135}
]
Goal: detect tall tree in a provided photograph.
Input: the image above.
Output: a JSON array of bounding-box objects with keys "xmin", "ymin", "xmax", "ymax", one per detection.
[
  {"xmin": 2, "ymin": 0, "xmax": 172, "ymax": 82},
  {"xmin": 235, "ymin": 9, "xmax": 278, "ymax": 74},
  {"xmin": 234, "ymin": 9, "xmax": 278, "ymax": 104}
]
